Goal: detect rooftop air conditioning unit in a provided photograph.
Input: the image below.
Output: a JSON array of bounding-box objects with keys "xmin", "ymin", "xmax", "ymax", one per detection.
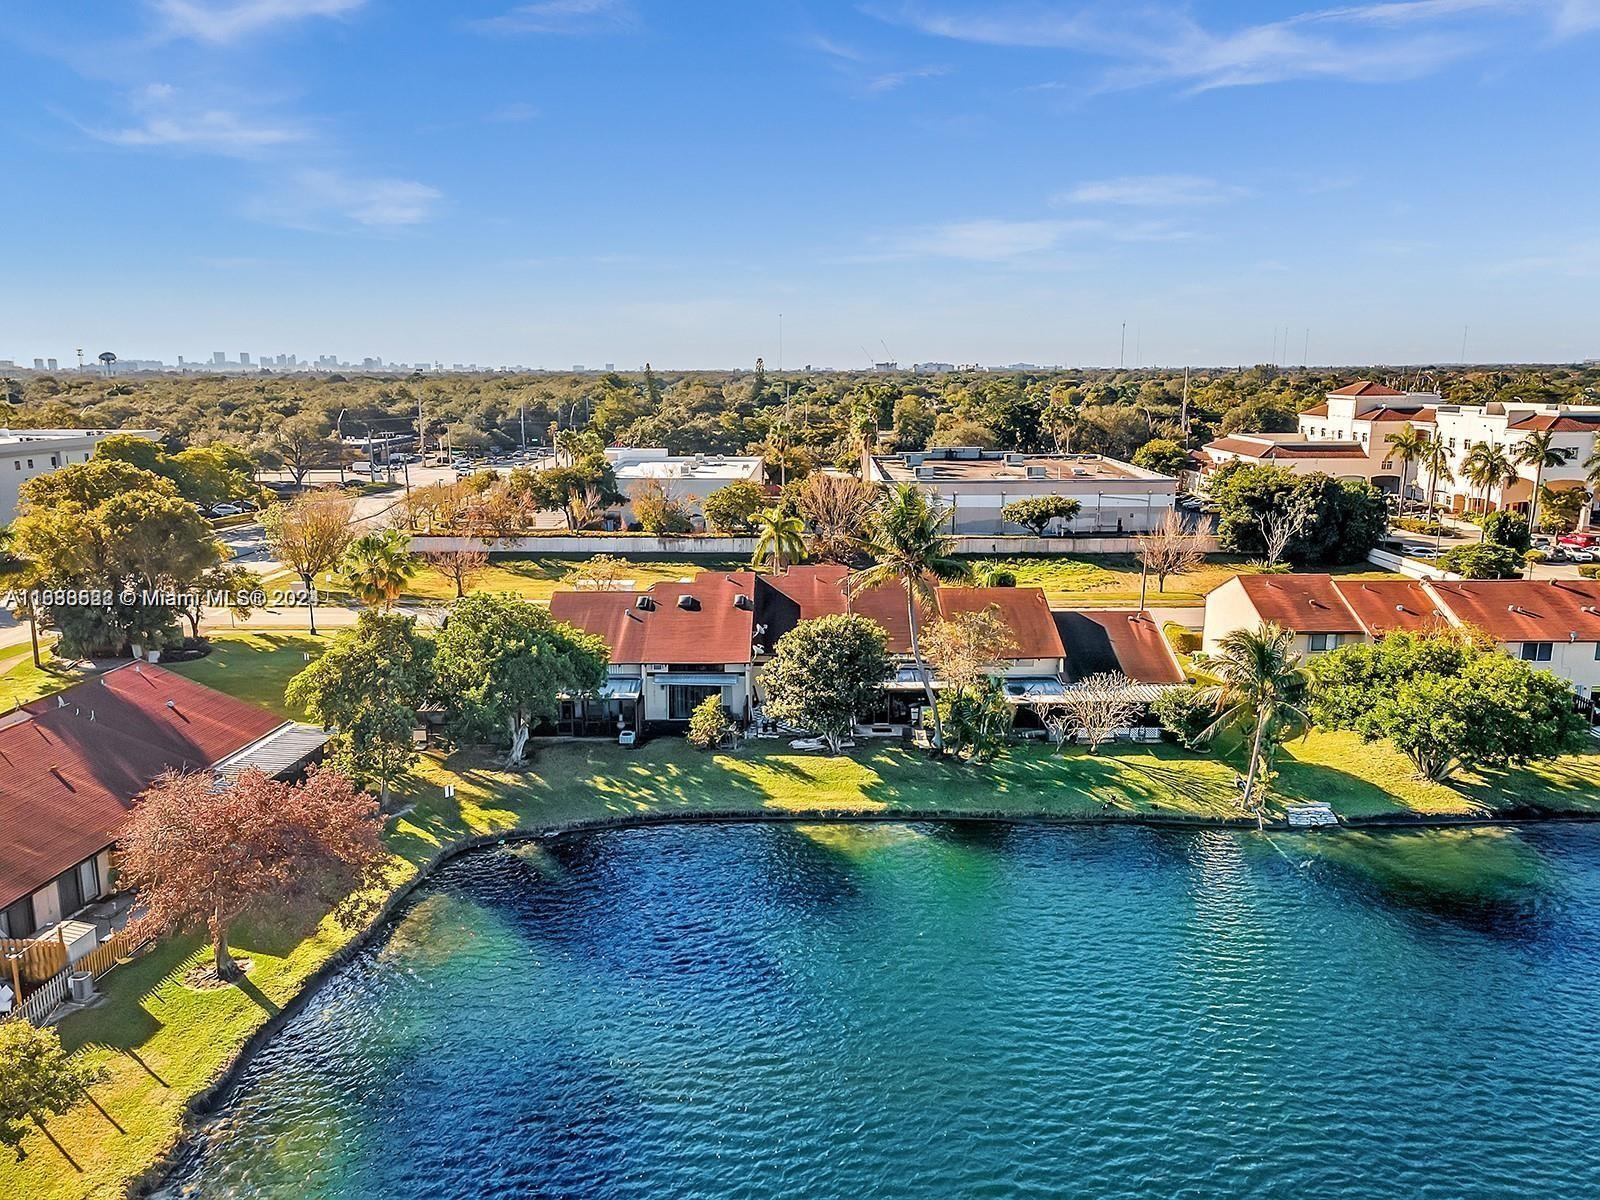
[
  {"xmin": 915, "ymin": 465, "xmax": 940, "ymax": 480},
  {"xmin": 1025, "ymin": 465, "xmax": 1047, "ymax": 479},
  {"xmin": 1004, "ymin": 452, "xmax": 1025, "ymax": 465},
  {"xmin": 733, "ymin": 594, "xmax": 753, "ymax": 610},
  {"xmin": 905, "ymin": 453, "xmax": 925, "ymax": 467},
  {"xmin": 677, "ymin": 595, "xmax": 699, "ymax": 611},
  {"xmin": 635, "ymin": 595, "xmax": 656, "ymax": 611}
]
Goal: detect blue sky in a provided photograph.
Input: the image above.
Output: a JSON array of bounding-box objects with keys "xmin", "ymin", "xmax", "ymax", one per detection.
[{"xmin": 3, "ymin": 0, "xmax": 1598, "ymax": 369}]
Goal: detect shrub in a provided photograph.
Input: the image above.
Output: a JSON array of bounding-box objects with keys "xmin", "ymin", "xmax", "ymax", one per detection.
[
  {"xmin": 1581, "ymin": 564, "xmax": 1600, "ymax": 580},
  {"xmin": 972, "ymin": 560, "xmax": 1017, "ymax": 587},
  {"xmin": 1439, "ymin": 542, "xmax": 1522, "ymax": 579},
  {"xmin": 1152, "ymin": 684, "xmax": 1213, "ymax": 750},
  {"xmin": 1163, "ymin": 622, "xmax": 1200, "ymax": 657},
  {"xmin": 1394, "ymin": 516, "xmax": 1451, "ymax": 537},
  {"xmin": 686, "ymin": 695, "xmax": 735, "ymax": 750},
  {"xmin": 1481, "ymin": 510, "xmax": 1531, "ymax": 553},
  {"xmin": 1000, "ymin": 495, "xmax": 1082, "ymax": 537}
]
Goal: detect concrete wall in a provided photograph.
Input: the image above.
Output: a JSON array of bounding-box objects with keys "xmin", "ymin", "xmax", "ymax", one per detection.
[{"xmin": 410, "ymin": 533, "xmax": 1222, "ymax": 557}]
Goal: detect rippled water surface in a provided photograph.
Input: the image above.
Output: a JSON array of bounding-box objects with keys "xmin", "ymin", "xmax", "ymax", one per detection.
[{"xmin": 166, "ymin": 823, "xmax": 1600, "ymax": 1199}]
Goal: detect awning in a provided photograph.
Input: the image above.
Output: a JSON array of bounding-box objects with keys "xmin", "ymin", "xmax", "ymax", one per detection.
[
  {"xmin": 1003, "ymin": 677, "xmax": 1067, "ymax": 702},
  {"xmin": 655, "ymin": 673, "xmax": 743, "ymax": 687},
  {"xmin": 212, "ymin": 722, "xmax": 332, "ymax": 781},
  {"xmin": 884, "ymin": 666, "xmax": 945, "ymax": 692},
  {"xmin": 596, "ymin": 683, "xmax": 642, "ymax": 701}
]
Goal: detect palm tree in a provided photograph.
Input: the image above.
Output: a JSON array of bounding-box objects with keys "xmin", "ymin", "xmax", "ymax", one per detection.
[
  {"xmin": 1421, "ymin": 436, "xmax": 1454, "ymax": 529},
  {"xmin": 1383, "ymin": 422, "xmax": 1428, "ymax": 512},
  {"xmin": 851, "ymin": 484, "xmax": 971, "ymax": 753},
  {"xmin": 340, "ymin": 528, "xmax": 416, "ymax": 610},
  {"xmin": 1461, "ymin": 441, "xmax": 1519, "ymax": 540},
  {"xmin": 1199, "ymin": 624, "xmax": 1312, "ymax": 829},
  {"xmin": 751, "ymin": 507, "xmax": 805, "ymax": 574},
  {"xmin": 1514, "ymin": 429, "xmax": 1575, "ymax": 538}
]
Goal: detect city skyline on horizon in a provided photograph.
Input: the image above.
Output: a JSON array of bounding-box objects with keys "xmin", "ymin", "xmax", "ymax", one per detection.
[{"xmin": 4, "ymin": 1, "xmax": 1599, "ymax": 367}]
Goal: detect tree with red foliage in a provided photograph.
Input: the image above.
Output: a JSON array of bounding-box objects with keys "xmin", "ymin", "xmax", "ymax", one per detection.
[{"xmin": 116, "ymin": 767, "xmax": 386, "ymax": 984}]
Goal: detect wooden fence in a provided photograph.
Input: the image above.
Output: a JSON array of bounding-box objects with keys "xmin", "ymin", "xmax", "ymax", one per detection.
[{"xmin": 2, "ymin": 927, "xmax": 146, "ymax": 1027}]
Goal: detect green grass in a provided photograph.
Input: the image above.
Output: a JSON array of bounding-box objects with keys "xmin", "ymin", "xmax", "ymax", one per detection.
[
  {"xmin": 6, "ymin": 632, "xmax": 1597, "ymax": 1198},
  {"xmin": 0, "ymin": 641, "xmax": 98, "ymax": 708},
  {"xmin": 979, "ymin": 554, "xmax": 1404, "ymax": 608}
]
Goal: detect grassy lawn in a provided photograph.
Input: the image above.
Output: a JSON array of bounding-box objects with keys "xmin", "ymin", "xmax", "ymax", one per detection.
[
  {"xmin": 5, "ymin": 632, "xmax": 1597, "ymax": 1198},
  {"xmin": 0, "ymin": 641, "xmax": 100, "ymax": 708},
  {"xmin": 977, "ymin": 554, "xmax": 1404, "ymax": 608}
]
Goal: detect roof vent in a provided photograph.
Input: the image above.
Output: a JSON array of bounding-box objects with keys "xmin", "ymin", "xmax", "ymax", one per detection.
[
  {"xmin": 166, "ymin": 699, "xmax": 176, "ymax": 710},
  {"xmin": 677, "ymin": 595, "xmax": 699, "ymax": 611},
  {"xmin": 1584, "ymin": 606, "xmax": 1600, "ymax": 616},
  {"xmin": 733, "ymin": 594, "xmax": 753, "ymax": 610},
  {"xmin": 635, "ymin": 595, "xmax": 656, "ymax": 611},
  {"xmin": 1025, "ymin": 465, "xmax": 1047, "ymax": 479}
]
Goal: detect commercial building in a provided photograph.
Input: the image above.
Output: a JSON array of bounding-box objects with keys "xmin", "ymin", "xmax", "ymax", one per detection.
[
  {"xmin": 864, "ymin": 446, "xmax": 1178, "ymax": 535},
  {"xmin": 0, "ymin": 428, "xmax": 161, "ymax": 523},
  {"xmin": 0, "ymin": 665, "xmax": 330, "ymax": 948},
  {"xmin": 605, "ymin": 447, "xmax": 766, "ymax": 524},
  {"xmin": 1202, "ymin": 574, "xmax": 1600, "ymax": 707}
]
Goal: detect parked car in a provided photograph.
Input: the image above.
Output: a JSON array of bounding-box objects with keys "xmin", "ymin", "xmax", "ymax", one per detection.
[{"xmin": 210, "ymin": 503, "xmax": 243, "ymax": 518}]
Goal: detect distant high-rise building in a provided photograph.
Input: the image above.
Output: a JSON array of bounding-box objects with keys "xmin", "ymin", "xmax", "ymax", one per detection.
[
  {"xmin": 605, "ymin": 362, "xmax": 615, "ymax": 371},
  {"xmin": 211, "ymin": 351, "xmax": 225, "ymax": 365},
  {"xmin": 33, "ymin": 358, "xmax": 44, "ymax": 370},
  {"xmin": 240, "ymin": 352, "xmax": 251, "ymax": 366},
  {"xmin": 46, "ymin": 358, "xmax": 57, "ymax": 371}
]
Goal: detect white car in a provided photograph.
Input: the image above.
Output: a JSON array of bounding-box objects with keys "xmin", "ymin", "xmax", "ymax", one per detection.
[{"xmin": 211, "ymin": 503, "xmax": 243, "ymax": 518}]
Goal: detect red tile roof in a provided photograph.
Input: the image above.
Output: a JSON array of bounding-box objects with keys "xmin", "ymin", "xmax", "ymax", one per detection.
[
  {"xmin": 1332, "ymin": 579, "xmax": 1450, "ymax": 637},
  {"xmin": 1507, "ymin": 414, "xmax": 1600, "ymax": 433},
  {"xmin": 1356, "ymin": 406, "xmax": 1437, "ymax": 423},
  {"xmin": 1235, "ymin": 574, "xmax": 1364, "ymax": 633},
  {"xmin": 1055, "ymin": 610, "xmax": 1182, "ymax": 684},
  {"xmin": 0, "ymin": 665, "xmax": 287, "ymax": 911},
  {"xmin": 1426, "ymin": 579, "xmax": 1600, "ymax": 644},
  {"xmin": 1329, "ymin": 381, "xmax": 1406, "ymax": 397},
  {"xmin": 1299, "ymin": 403, "xmax": 1329, "ymax": 418},
  {"xmin": 550, "ymin": 573, "xmax": 758, "ymax": 665},
  {"xmin": 1205, "ymin": 437, "xmax": 1367, "ymax": 460}
]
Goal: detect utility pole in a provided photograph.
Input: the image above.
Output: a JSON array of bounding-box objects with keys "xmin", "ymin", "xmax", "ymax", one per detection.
[
  {"xmin": 1180, "ymin": 366, "xmax": 1190, "ymax": 437},
  {"xmin": 1119, "ymin": 323, "xmax": 1126, "ymax": 370},
  {"xmin": 520, "ymin": 401, "xmax": 527, "ymax": 451}
]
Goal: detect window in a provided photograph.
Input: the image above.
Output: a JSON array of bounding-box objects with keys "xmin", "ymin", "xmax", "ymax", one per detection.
[
  {"xmin": 49, "ymin": 454, "xmax": 59, "ymax": 467},
  {"xmin": 668, "ymin": 685, "xmax": 721, "ymax": 721},
  {"xmin": 25, "ymin": 458, "xmax": 33, "ymax": 469},
  {"xmin": 1, "ymin": 895, "xmax": 35, "ymax": 938},
  {"xmin": 77, "ymin": 857, "xmax": 101, "ymax": 904},
  {"xmin": 10, "ymin": 461, "xmax": 17, "ymax": 471},
  {"xmin": 1308, "ymin": 633, "xmax": 1340, "ymax": 653},
  {"xmin": 58, "ymin": 866, "xmax": 85, "ymax": 915},
  {"xmin": 1519, "ymin": 642, "xmax": 1553, "ymax": 662}
]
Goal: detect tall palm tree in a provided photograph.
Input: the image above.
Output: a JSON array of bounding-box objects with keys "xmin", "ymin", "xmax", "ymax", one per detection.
[
  {"xmin": 1421, "ymin": 436, "xmax": 1454, "ymax": 528},
  {"xmin": 1462, "ymin": 441, "xmax": 1519, "ymax": 540},
  {"xmin": 1199, "ymin": 624, "xmax": 1312, "ymax": 829},
  {"xmin": 1514, "ymin": 429, "xmax": 1575, "ymax": 538},
  {"xmin": 1383, "ymin": 422, "xmax": 1428, "ymax": 511},
  {"xmin": 340, "ymin": 528, "xmax": 416, "ymax": 610},
  {"xmin": 751, "ymin": 507, "xmax": 806, "ymax": 574},
  {"xmin": 851, "ymin": 484, "xmax": 971, "ymax": 753}
]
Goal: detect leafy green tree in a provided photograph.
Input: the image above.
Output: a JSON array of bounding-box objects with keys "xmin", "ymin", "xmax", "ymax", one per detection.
[
  {"xmin": 433, "ymin": 593, "xmax": 608, "ymax": 765},
  {"xmin": 1152, "ymin": 683, "xmax": 1215, "ymax": 750},
  {"xmin": 1420, "ymin": 436, "xmax": 1455, "ymax": 525},
  {"xmin": 287, "ymin": 613, "xmax": 434, "ymax": 804},
  {"xmin": 852, "ymin": 484, "xmax": 970, "ymax": 753},
  {"xmin": 936, "ymin": 676, "xmax": 1014, "ymax": 762},
  {"xmin": 752, "ymin": 506, "xmax": 807, "ymax": 573},
  {"xmin": 1208, "ymin": 462, "xmax": 1385, "ymax": 564},
  {"xmin": 1535, "ymin": 485, "xmax": 1588, "ymax": 533},
  {"xmin": 1438, "ymin": 542, "xmax": 1523, "ymax": 579},
  {"xmin": 1480, "ymin": 510, "xmax": 1531, "ymax": 553},
  {"xmin": 1000, "ymin": 495, "xmax": 1082, "ymax": 537},
  {"xmin": 761, "ymin": 614, "xmax": 892, "ymax": 754},
  {"xmin": 686, "ymin": 695, "xmax": 736, "ymax": 750},
  {"xmin": 9, "ymin": 461, "xmax": 223, "ymax": 656},
  {"xmin": 0, "ymin": 1022, "xmax": 107, "ymax": 1161},
  {"xmin": 701, "ymin": 480, "xmax": 767, "ymax": 533},
  {"xmin": 1199, "ymin": 623, "xmax": 1312, "ymax": 826},
  {"xmin": 1131, "ymin": 437, "xmax": 1190, "ymax": 477},
  {"xmin": 340, "ymin": 528, "xmax": 417, "ymax": 610},
  {"xmin": 891, "ymin": 393, "xmax": 936, "ymax": 450},
  {"xmin": 1462, "ymin": 441, "xmax": 1519, "ymax": 533},
  {"xmin": 1311, "ymin": 632, "xmax": 1582, "ymax": 781},
  {"xmin": 92, "ymin": 432, "xmax": 164, "ymax": 474}
]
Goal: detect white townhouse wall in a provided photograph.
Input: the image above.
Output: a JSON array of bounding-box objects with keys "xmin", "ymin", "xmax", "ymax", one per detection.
[
  {"xmin": 866, "ymin": 446, "xmax": 1177, "ymax": 535},
  {"xmin": 1291, "ymin": 382, "xmax": 1441, "ymax": 494},
  {"xmin": 1202, "ymin": 573, "xmax": 1600, "ymax": 704},
  {"xmin": 0, "ymin": 428, "xmax": 161, "ymax": 522},
  {"xmin": 604, "ymin": 447, "xmax": 765, "ymax": 522}
]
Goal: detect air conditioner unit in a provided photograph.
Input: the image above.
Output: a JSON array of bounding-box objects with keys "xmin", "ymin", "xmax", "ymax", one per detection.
[
  {"xmin": 677, "ymin": 595, "xmax": 699, "ymax": 610},
  {"xmin": 733, "ymin": 594, "xmax": 753, "ymax": 610},
  {"xmin": 635, "ymin": 595, "xmax": 656, "ymax": 611}
]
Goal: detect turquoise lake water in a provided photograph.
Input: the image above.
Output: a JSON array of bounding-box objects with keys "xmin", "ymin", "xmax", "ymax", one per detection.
[{"xmin": 163, "ymin": 822, "xmax": 1600, "ymax": 1198}]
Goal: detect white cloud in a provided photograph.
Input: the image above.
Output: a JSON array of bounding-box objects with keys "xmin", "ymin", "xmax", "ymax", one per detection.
[
  {"xmin": 249, "ymin": 168, "xmax": 441, "ymax": 230},
  {"xmin": 871, "ymin": 1, "xmax": 1595, "ymax": 91},
  {"xmin": 1056, "ymin": 174, "xmax": 1246, "ymax": 206},
  {"xmin": 84, "ymin": 85, "xmax": 308, "ymax": 156},
  {"xmin": 151, "ymin": 0, "xmax": 366, "ymax": 44},
  {"xmin": 471, "ymin": 0, "xmax": 634, "ymax": 36},
  {"xmin": 874, "ymin": 216, "xmax": 1188, "ymax": 261}
]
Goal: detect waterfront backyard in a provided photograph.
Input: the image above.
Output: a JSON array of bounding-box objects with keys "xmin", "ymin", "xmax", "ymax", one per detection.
[{"xmin": 4, "ymin": 631, "xmax": 1599, "ymax": 1198}]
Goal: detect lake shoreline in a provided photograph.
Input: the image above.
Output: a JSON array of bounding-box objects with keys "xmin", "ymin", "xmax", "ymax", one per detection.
[{"xmin": 132, "ymin": 801, "xmax": 1600, "ymax": 1197}]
